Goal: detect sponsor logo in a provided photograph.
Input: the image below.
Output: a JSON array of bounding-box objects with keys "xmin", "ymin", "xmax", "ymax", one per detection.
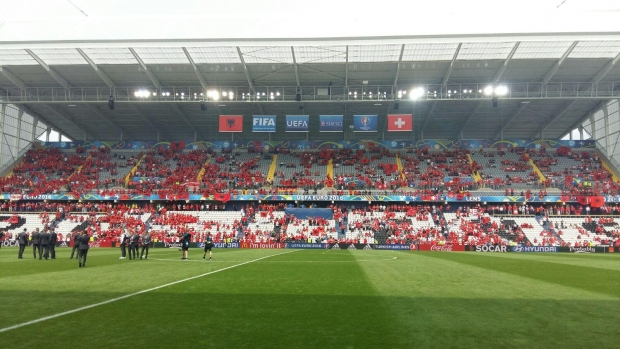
[
  {"xmin": 430, "ymin": 245, "xmax": 454, "ymax": 252},
  {"xmin": 374, "ymin": 244, "xmax": 412, "ymax": 250},
  {"xmin": 363, "ymin": 245, "xmax": 372, "ymax": 250},
  {"xmin": 59, "ymin": 241, "xmax": 68, "ymax": 248},
  {"xmin": 347, "ymin": 244, "xmax": 357, "ymax": 250},
  {"xmin": 241, "ymin": 243, "xmax": 285, "ymax": 249},
  {"xmin": 288, "ymin": 243, "xmax": 325, "ymax": 249},
  {"xmin": 1, "ymin": 240, "xmax": 18, "ymax": 247},
  {"xmin": 511, "ymin": 245, "xmax": 558, "ymax": 252},
  {"xmin": 164, "ymin": 242, "xmax": 183, "ymax": 248},
  {"xmin": 9, "ymin": 194, "xmax": 22, "ymax": 201},
  {"xmin": 331, "ymin": 244, "xmax": 341, "ymax": 250},
  {"xmin": 569, "ymin": 246, "xmax": 595, "ymax": 253},
  {"xmin": 88, "ymin": 242, "xmax": 101, "ymax": 248},
  {"xmin": 475, "ymin": 245, "xmax": 508, "ymax": 252}
]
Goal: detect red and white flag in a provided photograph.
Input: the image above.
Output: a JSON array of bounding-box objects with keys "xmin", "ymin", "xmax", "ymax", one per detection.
[
  {"xmin": 387, "ymin": 114, "xmax": 412, "ymax": 132},
  {"xmin": 219, "ymin": 115, "xmax": 243, "ymax": 132}
]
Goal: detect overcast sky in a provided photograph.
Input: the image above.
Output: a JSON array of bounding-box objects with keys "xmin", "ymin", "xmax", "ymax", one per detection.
[{"xmin": 1, "ymin": 0, "xmax": 619, "ymax": 42}]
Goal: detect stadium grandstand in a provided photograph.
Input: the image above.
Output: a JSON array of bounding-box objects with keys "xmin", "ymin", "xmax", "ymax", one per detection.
[{"xmin": 1, "ymin": 1, "xmax": 620, "ymax": 348}]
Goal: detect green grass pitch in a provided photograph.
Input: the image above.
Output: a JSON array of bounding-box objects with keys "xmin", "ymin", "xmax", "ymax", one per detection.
[{"xmin": 1, "ymin": 247, "xmax": 620, "ymax": 348}]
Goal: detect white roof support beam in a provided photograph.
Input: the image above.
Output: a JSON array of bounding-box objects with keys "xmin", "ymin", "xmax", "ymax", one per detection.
[
  {"xmin": 496, "ymin": 102, "xmax": 528, "ymax": 138},
  {"xmin": 182, "ymin": 47, "xmax": 208, "ymax": 89},
  {"xmin": 44, "ymin": 104, "xmax": 96, "ymax": 139},
  {"xmin": 299, "ymin": 65, "xmax": 346, "ymax": 84},
  {"xmin": 542, "ymin": 41, "xmax": 578, "ymax": 86},
  {"xmin": 129, "ymin": 48, "xmax": 162, "ymax": 89},
  {"xmin": 345, "ymin": 45, "xmax": 349, "ymax": 89},
  {"xmin": 129, "ymin": 104, "xmax": 166, "ymax": 136},
  {"xmin": 392, "ymin": 44, "xmax": 406, "ymax": 90},
  {"xmin": 76, "ymin": 48, "xmax": 117, "ymax": 88},
  {"xmin": 532, "ymin": 100, "xmax": 577, "ymax": 139},
  {"xmin": 291, "ymin": 47, "xmax": 301, "ymax": 88},
  {"xmin": 85, "ymin": 104, "xmax": 125, "ymax": 135},
  {"xmin": 170, "ymin": 104, "xmax": 198, "ymax": 134},
  {"xmin": 25, "ymin": 49, "xmax": 71, "ymax": 89},
  {"xmin": 0, "ymin": 66, "xmax": 26, "ymax": 90},
  {"xmin": 457, "ymin": 100, "xmax": 484, "ymax": 139},
  {"xmin": 591, "ymin": 51, "xmax": 620, "ymax": 85},
  {"xmin": 420, "ymin": 101, "xmax": 437, "ymax": 137},
  {"xmin": 236, "ymin": 47, "xmax": 255, "ymax": 93},
  {"xmin": 442, "ymin": 43, "xmax": 462, "ymax": 90},
  {"xmin": 560, "ymin": 100, "xmax": 606, "ymax": 139},
  {"xmin": 492, "ymin": 42, "xmax": 520, "ymax": 84},
  {"xmin": 20, "ymin": 105, "xmax": 67, "ymax": 139}
]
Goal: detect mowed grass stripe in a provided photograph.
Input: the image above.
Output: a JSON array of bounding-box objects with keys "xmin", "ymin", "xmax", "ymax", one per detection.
[
  {"xmin": 421, "ymin": 252, "xmax": 620, "ymax": 298},
  {"xmin": 0, "ymin": 248, "xmax": 285, "ymax": 327},
  {"xmin": 0, "ymin": 250, "xmax": 401, "ymax": 349},
  {"xmin": 459, "ymin": 252, "xmax": 620, "ymax": 272},
  {"xmin": 356, "ymin": 250, "xmax": 620, "ymax": 349}
]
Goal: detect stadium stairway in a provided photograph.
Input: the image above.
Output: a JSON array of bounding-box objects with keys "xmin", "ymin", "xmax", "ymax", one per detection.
[
  {"xmin": 466, "ymin": 154, "xmax": 482, "ymax": 182},
  {"xmin": 124, "ymin": 152, "xmax": 147, "ymax": 186},
  {"xmin": 67, "ymin": 152, "xmax": 92, "ymax": 181},
  {"xmin": 266, "ymin": 154, "xmax": 278, "ymax": 184},
  {"xmin": 196, "ymin": 156, "xmax": 211, "ymax": 182},
  {"xmin": 526, "ymin": 154, "xmax": 546, "ymax": 183}
]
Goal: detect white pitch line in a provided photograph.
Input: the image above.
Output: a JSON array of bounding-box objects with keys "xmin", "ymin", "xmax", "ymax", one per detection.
[
  {"xmin": 148, "ymin": 257, "xmax": 398, "ymax": 263},
  {"xmin": 0, "ymin": 249, "xmax": 298, "ymax": 333}
]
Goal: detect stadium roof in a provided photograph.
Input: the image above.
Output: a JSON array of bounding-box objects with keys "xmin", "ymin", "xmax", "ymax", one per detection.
[{"xmin": 0, "ymin": 0, "xmax": 619, "ymax": 141}]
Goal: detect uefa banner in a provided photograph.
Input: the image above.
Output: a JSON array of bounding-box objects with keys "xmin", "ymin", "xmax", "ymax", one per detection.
[
  {"xmin": 287, "ymin": 243, "xmax": 327, "ymax": 249},
  {"xmin": 319, "ymin": 115, "xmax": 344, "ymax": 132},
  {"xmin": 252, "ymin": 115, "xmax": 276, "ymax": 132},
  {"xmin": 353, "ymin": 115, "xmax": 377, "ymax": 132},
  {"xmin": 285, "ymin": 115, "xmax": 309, "ymax": 132},
  {"xmin": 387, "ymin": 114, "xmax": 413, "ymax": 132},
  {"xmin": 219, "ymin": 115, "xmax": 243, "ymax": 132}
]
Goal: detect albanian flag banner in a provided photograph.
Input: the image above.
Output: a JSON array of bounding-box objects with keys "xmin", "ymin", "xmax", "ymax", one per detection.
[
  {"xmin": 576, "ymin": 196, "xmax": 606, "ymax": 207},
  {"xmin": 214, "ymin": 193, "xmax": 231, "ymax": 202},
  {"xmin": 219, "ymin": 115, "xmax": 243, "ymax": 132},
  {"xmin": 577, "ymin": 196, "xmax": 590, "ymax": 206}
]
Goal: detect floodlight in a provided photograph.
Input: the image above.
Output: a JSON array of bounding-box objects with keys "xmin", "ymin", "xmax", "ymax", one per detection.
[
  {"xmin": 483, "ymin": 86, "xmax": 494, "ymax": 96},
  {"xmin": 495, "ymin": 85, "xmax": 508, "ymax": 96}
]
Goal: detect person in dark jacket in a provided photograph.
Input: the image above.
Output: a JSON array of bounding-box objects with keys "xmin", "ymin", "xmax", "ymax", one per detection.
[
  {"xmin": 49, "ymin": 229, "xmax": 57, "ymax": 259},
  {"xmin": 40, "ymin": 229, "xmax": 51, "ymax": 260},
  {"xmin": 140, "ymin": 231, "xmax": 151, "ymax": 260},
  {"xmin": 17, "ymin": 228, "xmax": 28, "ymax": 259},
  {"xmin": 129, "ymin": 231, "xmax": 140, "ymax": 260},
  {"xmin": 31, "ymin": 228, "xmax": 42, "ymax": 259},
  {"xmin": 70, "ymin": 232, "xmax": 81, "ymax": 259},
  {"xmin": 0, "ymin": 230, "xmax": 5, "ymax": 249},
  {"xmin": 78, "ymin": 231, "xmax": 90, "ymax": 268}
]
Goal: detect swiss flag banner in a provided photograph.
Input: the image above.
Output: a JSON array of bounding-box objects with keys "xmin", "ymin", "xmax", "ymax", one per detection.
[
  {"xmin": 219, "ymin": 115, "xmax": 243, "ymax": 132},
  {"xmin": 387, "ymin": 114, "xmax": 413, "ymax": 132}
]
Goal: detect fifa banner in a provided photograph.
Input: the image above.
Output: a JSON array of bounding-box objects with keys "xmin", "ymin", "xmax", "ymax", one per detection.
[
  {"xmin": 286, "ymin": 115, "xmax": 309, "ymax": 132},
  {"xmin": 353, "ymin": 115, "xmax": 378, "ymax": 132},
  {"xmin": 319, "ymin": 115, "xmax": 344, "ymax": 132},
  {"xmin": 252, "ymin": 115, "xmax": 276, "ymax": 132},
  {"xmin": 219, "ymin": 115, "xmax": 243, "ymax": 132},
  {"xmin": 387, "ymin": 114, "xmax": 413, "ymax": 132}
]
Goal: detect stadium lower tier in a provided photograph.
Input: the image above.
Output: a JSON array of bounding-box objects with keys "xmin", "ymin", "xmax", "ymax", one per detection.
[{"xmin": 1, "ymin": 208, "xmax": 618, "ymax": 247}]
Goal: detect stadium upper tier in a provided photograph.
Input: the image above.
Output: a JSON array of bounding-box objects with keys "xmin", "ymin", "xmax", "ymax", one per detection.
[{"xmin": 1, "ymin": 145, "xmax": 617, "ymax": 197}]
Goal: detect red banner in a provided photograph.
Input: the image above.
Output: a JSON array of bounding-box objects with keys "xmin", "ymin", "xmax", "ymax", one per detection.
[
  {"xmin": 387, "ymin": 114, "xmax": 412, "ymax": 132},
  {"xmin": 219, "ymin": 115, "xmax": 243, "ymax": 132},
  {"xmin": 418, "ymin": 244, "xmax": 465, "ymax": 252},
  {"xmin": 213, "ymin": 193, "xmax": 231, "ymax": 202},
  {"xmin": 240, "ymin": 242, "xmax": 285, "ymax": 249},
  {"xmin": 69, "ymin": 240, "xmax": 114, "ymax": 248}
]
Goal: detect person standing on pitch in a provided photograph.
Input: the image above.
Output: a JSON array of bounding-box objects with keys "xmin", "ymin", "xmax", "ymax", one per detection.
[
  {"xmin": 130, "ymin": 231, "xmax": 140, "ymax": 260},
  {"xmin": 202, "ymin": 232, "xmax": 214, "ymax": 260},
  {"xmin": 70, "ymin": 232, "xmax": 81, "ymax": 259},
  {"xmin": 140, "ymin": 230, "xmax": 151, "ymax": 260},
  {"xmin": 40, "ymin": 228, "xmax": 50, "ymax": 260},
  {"xmin": 49, "ymin": 228, "xmax": 57, "ymax": 259},
  {"xmin": 180, "ymin": 231, "xmax": 191, "ymax": 260},
  {"xmin": 119, "ymin": 229, "xmax": 129, "ymax": 259},
  {"xmin": 31, "ymin": 228, "xmax": 41, "ymax": 259},
  {"xmin": 0, "ymin": 230, "xmax": 5, "ymax": 250},
  {"xmin": 17, "ymin": 228, "xmax": 28, "ymax": 259},
  {"xmin": 77, "ymin": 231, "xmax": 90, "ymax": 268}
]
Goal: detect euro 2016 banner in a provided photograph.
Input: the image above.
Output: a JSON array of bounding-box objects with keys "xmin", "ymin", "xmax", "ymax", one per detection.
[
  {"xmin": 387, "ymin": 114, "xmax": 412, "ymax": 132},
  {"xmin": 319, "ymin": 115, "xmax": 343, "ymax": 132},
  {"xmin": 353, "ymin": 115, "xmax": 377, "ymax": 132},
  {"xmin": 252, "ymin": 115, "xmax": 276, "ymax": 132},
  {"xmin": 219, "ymin": 115, "xmax": 243, "ymax": 132},
  {"xmin": 286, "ymin": 115, "xmax": 309, "ymax": 132}
]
